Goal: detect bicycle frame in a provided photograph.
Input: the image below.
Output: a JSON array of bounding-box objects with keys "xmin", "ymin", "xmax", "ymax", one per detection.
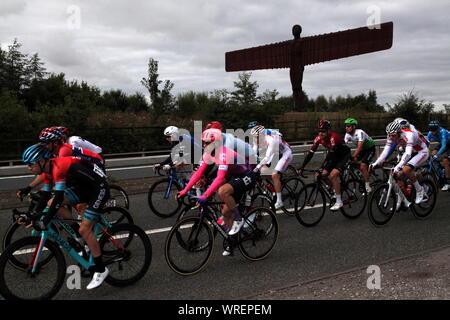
[
  {"xmin": 382, "ymin": 173, "xmax": 411, "ymax": 209},
  {"xmin": 164, "ymin": 169, "xmax": 191, "ymax": 199},
  {"xmin": 29, "ymin": 216, "xmax": 115, "ymax": 273}
]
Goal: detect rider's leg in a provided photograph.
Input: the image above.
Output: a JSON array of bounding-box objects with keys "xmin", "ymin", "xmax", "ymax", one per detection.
[
  {"xmin": 329, "ymin": 168, "xmax": 341, "ymax": 199},
  {"xmin": 47, "ymin": 197, "xmax": 73, "ymax": 220},
  {"xmin": 217, "ymin": 184, "xmax": 238, "ymax": 230},
  {"xmin": 271, "ymin": 172, "xmax": 282, "ymax": 204}
]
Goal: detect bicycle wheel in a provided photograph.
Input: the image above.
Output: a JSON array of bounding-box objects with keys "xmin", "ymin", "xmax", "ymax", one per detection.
[
  {"xmin": 147, "ymin": 178, "xmax": 182, "ymax": 218},
  {"xmin": 251, "ymin": 193, "xmax": 275, "ymax": 211},
  {"xmin": 410, "ymin": 179, "xmax": 437, "ymax": 220},
  {"xmin": 0, "ymin": 237, "xmax": 66, "ymax": 300},
  {"xmin": 367, "ymin": 183, "xmax": 396, "ymax": 227},
  {"xmin": 282, "ymin": 165, "xmax": 298, "ymax": 180},
  {"xmin": 2, "ymin": 222, "xmax": 60, "ymax": 270},
  {"xmin": 99, "ymin": 223, "xmax": 152, "ymax": 287},
  {"xmin": 238, "ymin": 207, "xmax": 278, "ymax": 261},
  {"xmin": 295, "ymin": 183, "xmax": 326, "ymax": 227},
  {"xmin": 165, "ymin": 217, "xmax": 214, "ymax": 275},
  {"xmin": 280, "ymin": 177, "xmax": 305, "ymax": 215},
  {"xmin": 340, "ymin": 179, "xmax": 367, "ymax": 219},
  {"xmin": 177, "ymin": 204, "xmax": 219, "ymax": 241},
  {"xmin": 102, "ymin": 206, "xmax": 134, "ymax": 226},
  {"xmin": 107, "ymin": 184, "xmax": 130, "ymax": 209}
]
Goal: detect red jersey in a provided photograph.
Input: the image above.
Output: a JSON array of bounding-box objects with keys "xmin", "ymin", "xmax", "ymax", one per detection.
[{"xmin": 310, "ymin": 132, "xmax": 345, "ymax": 152}]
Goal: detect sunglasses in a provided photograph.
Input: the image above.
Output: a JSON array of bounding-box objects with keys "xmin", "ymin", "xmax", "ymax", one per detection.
[
  {"xmin": 345, "ymin": 125, "xmax": 354, "ymax": 128},
  {"xmin": 27, "ymin": 163, "xmax": 38, "ymax": 168},
  {"xmin": 318, "ymin": 130, "xmax": 327, "ymax": 133}
]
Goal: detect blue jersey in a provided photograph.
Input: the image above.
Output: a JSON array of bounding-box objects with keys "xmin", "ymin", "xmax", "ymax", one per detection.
[{"xmin": 427, "ymin": 127, "xmax": 450, "ymax": 155}]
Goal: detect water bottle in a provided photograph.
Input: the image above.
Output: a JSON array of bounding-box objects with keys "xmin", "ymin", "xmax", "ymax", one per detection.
[{"xmin": 406, "ymin": 184, "xmax": 412, "ymax": 196}]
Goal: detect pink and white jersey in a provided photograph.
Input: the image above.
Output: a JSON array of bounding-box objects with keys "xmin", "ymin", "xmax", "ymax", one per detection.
[{"xmin": 182, "ymin": 146, "xmax": 254, "ymax": 198}]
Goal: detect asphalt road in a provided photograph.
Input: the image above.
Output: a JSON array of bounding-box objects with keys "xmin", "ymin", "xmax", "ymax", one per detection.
[{"xmin": 1, "ymin": 185, "xmax": 450, "ymax": 300}]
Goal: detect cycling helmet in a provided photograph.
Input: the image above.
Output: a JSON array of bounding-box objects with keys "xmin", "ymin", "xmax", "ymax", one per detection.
[
  {"xmin": 39, "ymin": 127, "xmax": 62, "ymax": 143},
  {"xmin": 247, "ymin": 121, "xmax": 259, "ymax": 129},
  {"xmin": 393, "ymin": 117, "xmax": 410, "ymax": 129},
  {"xmin": 317, "ymin": 120, "xmax": 331, "ymax": 130},
  {"xmin": 22, "ymin": 143, "xmax": 52, "ymax": 164},
  {"xmin": 164, "ymin": 126, "xmax": 179, "ymax": 138},
  {"xmin": 204, "ymin": 121, "xmax": 223, "ymax": 131},
  {"xmin": 58, "ymin": 126, "xmax": 69, "ymax": 135},
  {"xmin": 386, "ymin": 121, "xmax": 402, "ymax": 135},
  {"xmin": 344, "ymin": 118, "xmax": 358, "ymax": 125},
  {"xmin": 428, "ymin": 120, "xmax": 439, "ymax": 131},
  {"xmin": 201, "ymin": 128, "xmax": 222, "ymax": 143},
  {"xmin": 250, "ymin": 125, "xmax": 265, "ymax": 136}
]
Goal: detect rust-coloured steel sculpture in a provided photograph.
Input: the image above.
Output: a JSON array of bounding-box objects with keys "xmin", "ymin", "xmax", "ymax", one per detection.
[{"xmin": 225, "ymin": 22, "xmax": 393, "ymax": 111}]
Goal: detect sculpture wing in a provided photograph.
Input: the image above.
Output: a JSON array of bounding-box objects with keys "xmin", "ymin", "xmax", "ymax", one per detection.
[{"xmin": 225, "ymin": 22, "xmax": 393, "ymax": 71}]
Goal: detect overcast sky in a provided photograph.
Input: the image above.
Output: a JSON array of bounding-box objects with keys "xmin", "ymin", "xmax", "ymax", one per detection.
[{"xmin": 1, "ymin": 0, "xmax": 449, "ymax": 110}]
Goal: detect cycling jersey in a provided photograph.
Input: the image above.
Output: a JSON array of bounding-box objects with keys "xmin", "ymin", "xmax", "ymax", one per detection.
[
  {"xmin": 427, "ymin": 127, "xmax": 450, "ymax": 155},
  {"xmin": 223, "ymin": 133, "xmax": 256, "ymax": 163},
  {"xmin": 37, "ymin": 156, "xmax": 109, "ymax": 224},
  {"xmin": 374, "ymin": 129, "xmax": 429, "ymax": 170},
  {"xmin": 58, "ymin": 143, "xmax": 104, "ymax": 167},
  {"xmin": 344, "ymin": 129, "xmax": 375, "ymax": 150},
  {"xmin": 67, "ymin": 136, "xmax": 103, "ymax": 154},
  {"xmin": 252, "ymin": 132, "xmax": 292, "ymax": 172},
  {"xmin": 181, "ymin": 146, "xmax": 254, "ymax": 198},
  {"xmin": 301, "ymin": 132, "xmax": 350, "ymax": 169}
]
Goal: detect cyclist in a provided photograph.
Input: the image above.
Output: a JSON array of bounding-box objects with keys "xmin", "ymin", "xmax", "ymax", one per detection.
[
  {"xmin": 58, "ymin": 126, "xmax": 103, "ymax": 154},
  {"xmin": 177, "ymin": 128, "xmax": 257, "ymax": 253},
  {"xmin": 427, "ymin": 120, "xmax": 450, "ymax": 191},
  {"xmin": 250, "ymin": 124, "xmax": 293, "ymax": 209},
  {"xmin": 21, "ymin": 143, "xmax": 110, "ymax": 289},
  {"xmin": 343, "ymin": 118, "xmax": 376, "ymax": 192},
  {"xmin": 297, "ymin": 120, "xmax": 352, "ymax": 211},
  {"xmin": 370, "ymin": 121, "xmax": 429, "ymax": 205},
  {"xmin": 154, "ymin": 126, "xmax": 202, "ymax": 177},
  {"xmin": 17, "ymin": 127, "xmax": 104, "ymax": 200}
]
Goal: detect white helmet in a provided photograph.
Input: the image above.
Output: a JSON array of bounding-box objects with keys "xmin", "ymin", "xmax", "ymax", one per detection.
[
  {"xmin": 250, "ymin": 125, "xmax": 265, "ymax": 136},
  {"xmin": 393, "ymin": 117, "xmax": 410, "ymax": 129},
  {"xmin": 164, "ymin": 126, "xmax": 179, "ymax": 138},
  {"xmin": 386, "ymin": 121, "xmax": 402, "ymax": 135}
]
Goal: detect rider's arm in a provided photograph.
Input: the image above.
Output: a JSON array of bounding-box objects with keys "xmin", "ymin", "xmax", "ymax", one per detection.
[
  {"xmin": 437, "ymin": 129, "xmax": 448, "ymax": 155},
  {"xmin": 180, "ymin": 160, "xmax": 208, "ymax": 193},
  {"xmin": 202, "ymin": 167, "xmax": 227, "ymax": 198},
  {"xmin": 373, "ymin": 139, "xmax": 396, "ymax": 166},
  {"xmin": 394, "ymin": 144, "xmax": 413, "ymax": 172},
  {"xmin": 300, "ymin": 139, "xmax": 319, "ymax": 169},
  {"xmin": 34, "ymin": 175, "xmax": 54, "ymax": 212},
  {"xmin": 353, "ymin": 141, "xmax": 364, "ymax": 159},
  {"xmin": 256, "ymin": 137, "xmax": 276, "ymax": 170}
]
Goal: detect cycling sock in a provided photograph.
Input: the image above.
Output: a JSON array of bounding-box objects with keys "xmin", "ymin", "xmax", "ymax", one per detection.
[
  {"xmin": 335, "ymin": 194, "xmax": 342, "ymax": 202},
  {"xmin": 93, "ymin": 255, "xmax": 105, "ymax": 273},
  {"xmin": 365, "ymin": 182, "xmax": 371, "ymax": 189},
  {"xmin": 276, "ymin": 192, "xmax": 282, "ymax": 203}
]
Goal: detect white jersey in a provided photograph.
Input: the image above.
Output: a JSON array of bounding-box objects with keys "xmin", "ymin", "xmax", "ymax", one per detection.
[
  {"xmin": 374, "ymin": 129, "xmax": 429, "ymax": 170},
  {"xmin": 344, "ymin": 129, "xmax": 373, "ymax": 146},
  {"xmin": 67, "ymin": 136, "xmax": 103, "ymax": 154},
  {"xmin": 253, "ymin": 131, "xmax": 291, "ymax": 170}
]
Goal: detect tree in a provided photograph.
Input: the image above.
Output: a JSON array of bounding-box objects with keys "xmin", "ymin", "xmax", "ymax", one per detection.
[
  {"xmin": 230, "ymin": 72, "xmax": 259, "ymax": 106},
  {"xmin": 141, "ymin": 58, "xmax": 175, "ymax": 119},
  {"xmin": 0, "ymin": 39, "xmax": 29, "ymax": 94},
  {"xmin": 387, "ymin": 91, "xmax": 435, "ymax": 127}
]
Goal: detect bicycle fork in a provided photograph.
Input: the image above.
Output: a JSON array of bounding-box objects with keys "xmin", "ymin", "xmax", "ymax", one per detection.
[{"xmin": 384, "ymin": 175, "xmax": 411, "ymax": 209}]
